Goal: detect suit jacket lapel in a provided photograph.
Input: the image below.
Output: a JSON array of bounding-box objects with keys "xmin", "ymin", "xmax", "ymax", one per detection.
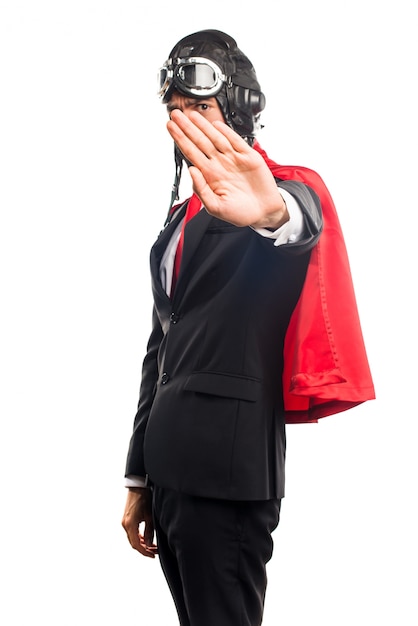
[
  {"xmin": 180, "ymin": 207, "xmax": 212, "ymax": 271},
  {"xmin": 172, "ymin": 207, "xmax": 213, "ymax": 302},
  {"xmin": 150, "ymin": 202, "xmax": 186, "ymax": 307},
  {"xmin": 150, "ymin": 201, "xmax": 214, "ymax": 306}
]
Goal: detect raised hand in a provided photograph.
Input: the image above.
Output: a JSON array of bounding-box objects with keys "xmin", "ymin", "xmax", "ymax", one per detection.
[{"xmin": 167, "ymin": 109, "xmax": 289, "ymax": 230}]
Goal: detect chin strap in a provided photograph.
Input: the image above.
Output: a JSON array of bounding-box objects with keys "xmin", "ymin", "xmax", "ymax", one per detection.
[{"xmin": 164, "ymin": 144, "xmax": 184, "ymax": 226}]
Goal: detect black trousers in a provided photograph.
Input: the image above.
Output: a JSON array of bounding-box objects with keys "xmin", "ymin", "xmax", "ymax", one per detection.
[{"xmin": 152, "ymin": 485, "xmax": 281, "ymax": 626}]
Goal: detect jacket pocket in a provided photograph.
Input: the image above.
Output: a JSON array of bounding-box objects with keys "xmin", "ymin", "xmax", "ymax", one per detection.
[{"xmin": 184, "ymin": 371, "xmax": 261, "ymax": 402}]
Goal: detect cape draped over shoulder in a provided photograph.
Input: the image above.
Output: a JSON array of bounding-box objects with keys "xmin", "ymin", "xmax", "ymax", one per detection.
[{"xmin": 253, "ymin": 142, "xmax": 375, "ymax": 423}]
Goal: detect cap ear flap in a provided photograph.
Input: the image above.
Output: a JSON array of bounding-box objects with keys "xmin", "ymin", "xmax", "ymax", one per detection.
[
  {"xmin": 250, "ymin": 90, "xmax": 265, "ymax": 115},
  {"xmin": 232, "ymin": 86, "xmax": 265, "ymax": 115}
]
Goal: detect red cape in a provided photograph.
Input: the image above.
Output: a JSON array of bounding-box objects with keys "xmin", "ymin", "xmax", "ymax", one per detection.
[{"xmin": 254, "ymin": 142, "xmax": 375, "ymax": 423}]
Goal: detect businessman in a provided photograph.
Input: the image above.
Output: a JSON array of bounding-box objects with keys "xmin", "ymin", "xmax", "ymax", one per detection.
[{"xmin": 122, "ymin": 30, "xmax": 374, "ymax": 626}]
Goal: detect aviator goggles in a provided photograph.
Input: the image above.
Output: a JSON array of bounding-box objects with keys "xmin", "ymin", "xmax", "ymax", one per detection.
[{"xmin": 158, "ymin": 57, "xmax": 228, "ymax": 100}]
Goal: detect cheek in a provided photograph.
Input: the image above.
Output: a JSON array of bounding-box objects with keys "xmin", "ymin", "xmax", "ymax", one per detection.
[{"xmin": 208, "ymin": 110, "xmax": 225, "ymax": 124}]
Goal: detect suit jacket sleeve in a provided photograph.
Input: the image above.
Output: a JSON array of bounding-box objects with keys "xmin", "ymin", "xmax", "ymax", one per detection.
[
  {"xmin": 125, "ymin": 307, "xmax": 163, "ymax": 478},
  {"xmin": 275, "ymin": 179, "xmax": 323, "ymax": 254}
]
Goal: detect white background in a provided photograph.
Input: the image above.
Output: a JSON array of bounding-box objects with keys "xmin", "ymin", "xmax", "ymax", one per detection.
[{"xmin": 1, "ymin": 1, "xmax": 417, "ymax": 624}]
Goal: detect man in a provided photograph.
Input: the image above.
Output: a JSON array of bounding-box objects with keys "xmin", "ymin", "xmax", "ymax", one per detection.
[{"xmin": 122, "ymin": 30, "xmax": 374, "ymax": 626}]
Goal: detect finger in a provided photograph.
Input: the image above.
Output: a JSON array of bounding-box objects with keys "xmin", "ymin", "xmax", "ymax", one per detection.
[
  {"xmin": 186, "ymin": 111, "xmax": 233, "ymax": 153},
  {"xmin": 167, "ymin": 118, "xmax": 208, "ymax": 166},
  {"xmin": 188, "ymin": 166, "xmax": 218, "ymax": 211},
  {"xmin": 169, "ymin": 109, "xmax": 230, "ymax": 156},
  {"xmin": 174, "ymin": 108, "xmax": 250, "ymax": 155},
  {"xmin": 211, "ymin": 119, "xmax": 253, "ymax": 153},
  {"xmin": 138, "ymin": 532, "xmax": 159, "ymax": 557},
  {"xmin": 127, "ymin": 528, "xmax": 158, "ymax": 558}
]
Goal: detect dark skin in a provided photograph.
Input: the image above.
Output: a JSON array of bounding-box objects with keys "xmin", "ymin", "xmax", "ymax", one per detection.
[{"xmin": 121, "ymin": 92, "xmax": 290, "ymax": 558}]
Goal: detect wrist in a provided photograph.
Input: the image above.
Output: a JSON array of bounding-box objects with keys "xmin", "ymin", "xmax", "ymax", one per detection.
[
  {"xmin": 128, "ymin": 486, "xmax": 150, "ymax": 494},
  {"xmin": 252, "ymin": 191, "xmax": 289, "ymax": 230}
]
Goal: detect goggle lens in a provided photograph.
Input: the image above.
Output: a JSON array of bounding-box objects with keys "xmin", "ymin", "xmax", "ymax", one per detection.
[
  {"xmin": 158, "ymin": 57, "xmax": 225, "ymax": 99},
  {"xmin": 177, "ymin": 63, "xmax": 217, "ymax": 91}
]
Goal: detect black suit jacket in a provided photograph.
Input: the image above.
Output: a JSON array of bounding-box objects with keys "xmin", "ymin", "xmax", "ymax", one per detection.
[{"xmin": 126, "ymin": 180, "xmax": 322, "ymax": 500}]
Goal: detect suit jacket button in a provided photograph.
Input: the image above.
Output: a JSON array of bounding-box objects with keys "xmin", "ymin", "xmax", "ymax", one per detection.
[
  {"xmin": 161, "ymin": 372, "xmax": 169, "ymax": 384},
  {"xmin": 170, "ymin": 313, "xmax": 179, "ymax": 324}
]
